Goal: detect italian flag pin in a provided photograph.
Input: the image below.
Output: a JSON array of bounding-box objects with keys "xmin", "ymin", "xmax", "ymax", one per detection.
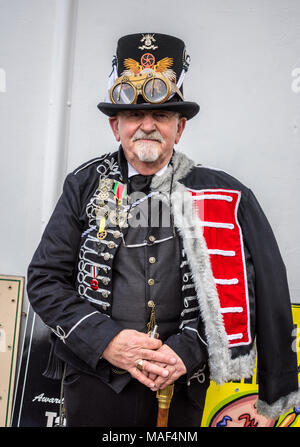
[{"xmin": 113, "ymin": 181, "xmax": 127, "ymax": 201}]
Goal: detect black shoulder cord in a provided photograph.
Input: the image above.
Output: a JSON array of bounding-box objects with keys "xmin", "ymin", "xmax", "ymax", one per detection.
[{"xmin": 169, "ymin": 158, "xmax": 176, "ymax": 237}]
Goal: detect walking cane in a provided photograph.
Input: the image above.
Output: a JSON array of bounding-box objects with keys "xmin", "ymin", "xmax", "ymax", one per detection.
[
  {"xmin": 156, "ymin": 384, "xmax": 174, "ymax": 427},
  {"xmin": 149, "ymin": 325, "xmax": 174, "ymax": 427}
]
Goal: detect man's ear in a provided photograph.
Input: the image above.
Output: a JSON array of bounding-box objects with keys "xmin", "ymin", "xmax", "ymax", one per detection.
[
  {"xmin": 109, "ymin": 116, "xmax": 120, "ymax": 142},
  {"xmin": 175, "ymin": 116, "xmax": 187, "ymax": 144}
]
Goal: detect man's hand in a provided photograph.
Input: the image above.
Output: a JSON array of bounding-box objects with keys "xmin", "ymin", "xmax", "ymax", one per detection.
[
  {"xmin": 102, "ymin": 329, "xmax": 177, "ymax": 389},
  {"xmin": 148, "ymin": 344, "xmax": 187, "ymax": 391}
]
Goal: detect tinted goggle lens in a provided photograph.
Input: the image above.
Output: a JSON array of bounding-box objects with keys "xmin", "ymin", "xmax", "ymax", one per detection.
[
  {"xmin": 111, "ymin": 82, "xmax": 135, "ymax": 104},
  {"xmin": 143, "ymin": 78, "xmax": 168, "ymax": 103}
]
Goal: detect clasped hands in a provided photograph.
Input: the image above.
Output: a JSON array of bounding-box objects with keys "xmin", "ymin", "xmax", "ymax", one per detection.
[{"xmin": 102, "ymin": 329, "xmax": 186, "ymax": 391}]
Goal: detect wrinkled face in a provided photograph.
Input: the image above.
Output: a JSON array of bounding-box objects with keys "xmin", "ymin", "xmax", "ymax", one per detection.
[{"xmin": 109, "ymin": 110, "xmax": 186, "ymax": 174}]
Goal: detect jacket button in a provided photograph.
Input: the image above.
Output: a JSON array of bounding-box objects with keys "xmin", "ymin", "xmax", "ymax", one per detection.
[
  {"xmin": 147, "ymin": 300, "xmax": 155, "ymax": 308},
  {"xmin": 148, "ymin": 278, "xmax": 155, "ymax": 286},
  {"xmin": 148, "ymin": 235, "xmax": 156, "ymax": 243},
  {"xmin": 149, "ymin": 256, "xmax": 156, "ymax": 264}
]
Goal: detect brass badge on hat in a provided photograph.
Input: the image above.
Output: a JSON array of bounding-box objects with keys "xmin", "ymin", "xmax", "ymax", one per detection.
[{"xmin": 138, "ymin": 34, "xmax": 158, "ymax": 51}]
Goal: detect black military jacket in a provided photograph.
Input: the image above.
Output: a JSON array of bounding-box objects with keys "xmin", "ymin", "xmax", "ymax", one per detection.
[{"xmin": 27, "ymin": 148, "xmax": 300, "ymax": 418}]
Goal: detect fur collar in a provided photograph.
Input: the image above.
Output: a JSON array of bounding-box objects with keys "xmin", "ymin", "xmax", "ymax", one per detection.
[{"xmin": 150, "ymin": 151, "xmax": 194, "ymax": 193}]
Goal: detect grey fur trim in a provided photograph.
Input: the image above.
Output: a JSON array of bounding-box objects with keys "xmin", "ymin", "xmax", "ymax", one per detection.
[
  {"xmin": 151, "ymin": 151, "xmax": 256, "ymax": 383},
  {"xmin": 151, "ymin": 151, "xmax": 194, "ymax": 193},
  {"xmin": 256, "ymin": 387, "xmax": 300, "ymax": 420}
]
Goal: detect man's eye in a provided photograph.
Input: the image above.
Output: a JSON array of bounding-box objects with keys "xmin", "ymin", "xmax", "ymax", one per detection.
[
  {"xmin": 154, "ymin": 113, "xmax": 168, "ymax": 119},
  {"xmin": 128, "ymin": 111, "xmax": 143, "ymax": 118},
  {"xmin": 154, "ymin": 112, "xmax": 174, "ymax": 120}
]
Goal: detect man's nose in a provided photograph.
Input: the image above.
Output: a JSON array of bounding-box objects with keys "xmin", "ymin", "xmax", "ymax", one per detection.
[{"xmin": 140, "ymin": 113, "xmax": 156, "ymax": 132}]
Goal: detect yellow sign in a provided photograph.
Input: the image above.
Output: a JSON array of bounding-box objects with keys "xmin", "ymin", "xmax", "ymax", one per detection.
[
  {"xmin": 201, "ymin": 305, "xmax": 300, "ymax": 427},
  {"xmin": 0, "ymin": 275, "xmax": 24, "ymax": 427}
]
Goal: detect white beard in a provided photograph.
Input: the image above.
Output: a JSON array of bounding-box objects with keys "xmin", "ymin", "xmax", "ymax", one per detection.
[{"xmin": 136, "ymin": 140, "xmax": 160, "ymax": 162}]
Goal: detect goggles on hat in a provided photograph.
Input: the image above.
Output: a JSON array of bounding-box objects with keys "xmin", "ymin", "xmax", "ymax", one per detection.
[{"xmin": 109, "ymin": 71, "xmax": 184, "ymax": 105}]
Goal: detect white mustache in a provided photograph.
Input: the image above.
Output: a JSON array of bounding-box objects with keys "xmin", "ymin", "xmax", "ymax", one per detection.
[{"xmin": 132, "ymin": 130, "xmax": 164, "ymax": 143}]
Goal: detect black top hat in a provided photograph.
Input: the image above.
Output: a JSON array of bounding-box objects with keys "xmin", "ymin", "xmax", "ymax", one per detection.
[{"xmin": 97, "ymin": 33, "xmax": 199, "ymax": 120}]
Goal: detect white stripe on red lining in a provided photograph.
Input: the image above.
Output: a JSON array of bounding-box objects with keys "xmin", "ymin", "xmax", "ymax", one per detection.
[
  {"xmin": 215, "ymin": 278, "xmax": 239, "ymax": 285},
  {"xmin": 228, "ymin": 333, "xmax": 243, "ymax": 340},
  {"xmin": 220, "ymin": 306, "xmax": 243, "ymax": 313},
  {"xmin": 190, "ymin": 192, "xmax": 233, "ymax": 202},
  {"xmin": 208, "ymin": 249, "xmax": 236, "ymax": 256},
  {"xmin": 200, "ymin": 221, "xmax": 234, "ymax": 229}
]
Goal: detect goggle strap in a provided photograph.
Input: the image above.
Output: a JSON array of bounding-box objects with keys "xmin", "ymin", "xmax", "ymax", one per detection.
[
  {"xmin": 177, "ymin": 68, "xmax": 186, "ymax": 89},
  {"xmin": 171, "ymin": 83, "xmax": 184, "ymax": 101},
  {"xmin": 177, "ymin": 52, "xmax": 191, "ymax": 88},
  {"xmin": 105, "ymin": 56, "xmax": 119, "ymax": 103}
]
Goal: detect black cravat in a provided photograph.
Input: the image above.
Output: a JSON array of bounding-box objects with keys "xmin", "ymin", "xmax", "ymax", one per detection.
[{"xmin": 129, "ymin": 174, "xmax": 154, "ymax": 193}]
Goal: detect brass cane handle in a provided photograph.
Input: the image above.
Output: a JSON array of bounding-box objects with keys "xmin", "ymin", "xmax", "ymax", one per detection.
[
  {"xmin": 156, "ymin": 383, "xmax": 174, "ymax": 409},
  {"xmin": 156, "ymin": 384, "xmax": 174, "ymax": 427}
]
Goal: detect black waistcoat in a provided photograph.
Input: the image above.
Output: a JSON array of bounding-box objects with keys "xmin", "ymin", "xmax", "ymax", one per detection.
[
  {"xmin": 111, "ymin": 150, "xmax": 183, "ymax": 339},
  {"xmin": 111, "ymin": 203, "xmax": 183, "ymax": 340}
]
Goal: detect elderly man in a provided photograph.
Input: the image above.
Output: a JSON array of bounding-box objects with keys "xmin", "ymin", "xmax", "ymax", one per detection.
[{"xmin": 27, "ymin": 33, "xmax": 300, "ymax": 427}]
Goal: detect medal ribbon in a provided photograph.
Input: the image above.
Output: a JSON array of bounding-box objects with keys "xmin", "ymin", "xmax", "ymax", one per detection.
[
  {"xmin": 113, "ymin": 181, "xmax": 127, "ymax": 201},
  {"xmin": 97, "ymin": 216, "xmax": 107, "ymax": 240}
]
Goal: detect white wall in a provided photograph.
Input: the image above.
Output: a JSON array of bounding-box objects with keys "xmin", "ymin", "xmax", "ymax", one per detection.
[
  {"xmin": 1, "ymin": 0, "xmax": 300, "ymax": 310},
  {"xmin": 0, "ymin": 0, "xmax": 57, "ymax": 281}
]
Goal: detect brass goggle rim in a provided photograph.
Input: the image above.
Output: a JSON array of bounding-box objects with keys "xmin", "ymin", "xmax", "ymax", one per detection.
[{"xmin": 109, "ymin": 73, "xmax": 184, "ymax": 105}]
